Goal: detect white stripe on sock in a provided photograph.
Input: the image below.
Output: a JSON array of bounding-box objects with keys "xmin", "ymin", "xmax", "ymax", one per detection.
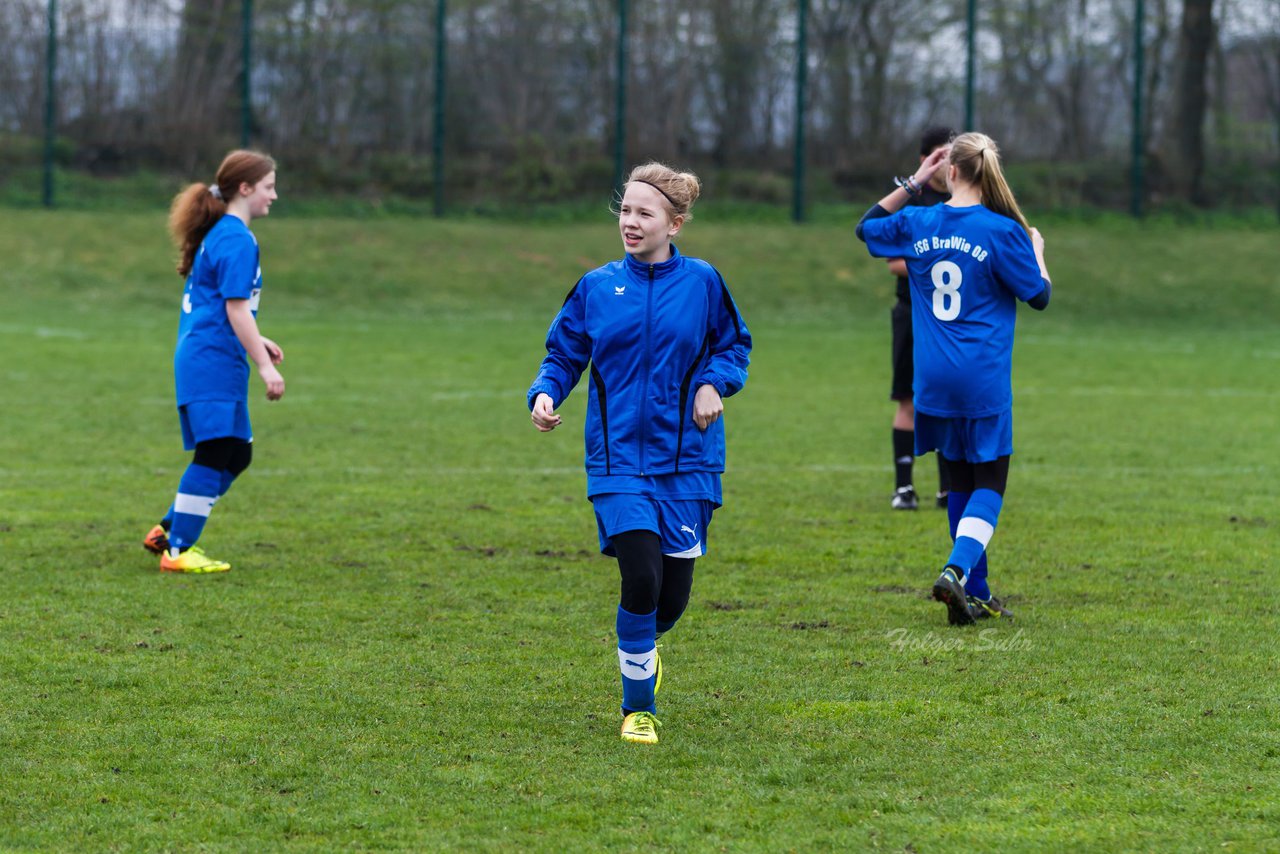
[
  {"xmin": 956, "ymin": 516, "xmax": 995, "ymax": 547},
  {"xmin": 618, "ymin": 646, "xmax": 657, "ymax": 681},
  {"xmin": 174, "ymin": 493, "xmax": 217, "ymax": 517}
]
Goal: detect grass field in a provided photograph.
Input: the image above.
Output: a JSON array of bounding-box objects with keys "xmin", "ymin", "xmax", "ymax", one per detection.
[{"xmin": 0, "ymin": 209, "xmax": 1277, "ymax": 851}]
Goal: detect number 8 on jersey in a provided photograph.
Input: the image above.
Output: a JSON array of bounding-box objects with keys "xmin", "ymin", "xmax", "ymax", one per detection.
[{"xmin": 931, "ymin": 260, "xmax": 962, "ymax": 321}]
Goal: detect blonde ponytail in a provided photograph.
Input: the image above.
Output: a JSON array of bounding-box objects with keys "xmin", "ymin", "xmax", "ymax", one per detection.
[{"xmin": 949, "ymin": 133, "xmax": 1029, "ymax": 233}]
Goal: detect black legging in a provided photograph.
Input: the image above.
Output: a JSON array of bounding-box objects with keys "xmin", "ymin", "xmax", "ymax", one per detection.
[
  {"xmin": 612, "ymin": 529, "xmax": 694, "ymax": 623},
  {"xmin": 192, "ymin": 437, "xmax": 253, "ymax": 476},
  {"xmin": 943, "ymin": 454, "xmax": 1010, "ymax": 496}
]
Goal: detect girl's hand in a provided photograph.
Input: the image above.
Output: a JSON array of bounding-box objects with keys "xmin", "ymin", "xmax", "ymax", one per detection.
[
  {"xmin": 259, "ymin": 364, "xmax": 285, "ymax": 400},
  {"xmin": 531, "ymin": 393, "xmax": 561, "ymax": 432},
  {"xmin": 693, "ymin": 384, "xmax": 723, "ymax": 431},
  {"xmin": 261, "ymin": 336, "xmax": 284, "ymax": 365},
  {"xmin": 913, "ymin": 145, "xmax": 950, "ymax": 187}
]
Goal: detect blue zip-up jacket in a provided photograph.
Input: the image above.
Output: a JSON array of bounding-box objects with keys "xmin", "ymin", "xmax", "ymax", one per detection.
[{"xmin": 527, "ymin": 244, "xmax": 752, "ymax": 477}]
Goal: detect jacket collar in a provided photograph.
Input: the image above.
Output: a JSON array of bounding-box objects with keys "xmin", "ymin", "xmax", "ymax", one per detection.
[{"xmin": 624, "ymin": 243, "xmax": 682, "ymax": 279}]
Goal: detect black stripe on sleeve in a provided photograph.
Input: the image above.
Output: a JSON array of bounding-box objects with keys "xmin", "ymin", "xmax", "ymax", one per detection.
[
  {"xmin": 589, "ymin": 363, "xmax": 611, "ymax": 475},
  {"xmin": 673, "ymin": 334, "xmax": 711, "ymax": 473},
  {"xmin": 560, "ymin": 275, "xmax": 586, "ymax": 308},
  {"xmin": 711, "ymin": 269, "xmax": 742, "ymax": 339}
]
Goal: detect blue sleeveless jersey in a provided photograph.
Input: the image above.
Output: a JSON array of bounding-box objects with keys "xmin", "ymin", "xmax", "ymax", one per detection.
[
  {"xmin": 861, "ymin": 204, "xmax": 1044, "ymax": 418},
  {"xmin": 174, "ymin": 215, "xmax": 262, "ymax": 406}
]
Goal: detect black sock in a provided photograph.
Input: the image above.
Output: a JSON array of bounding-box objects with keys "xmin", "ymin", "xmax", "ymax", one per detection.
[
  {"xmin": 893, "ymin": 429, "xmax": 914, "ymax": 489},
  {"xmin": 936, "ymin": 453, "xmax": 951, "ymax": 494}
]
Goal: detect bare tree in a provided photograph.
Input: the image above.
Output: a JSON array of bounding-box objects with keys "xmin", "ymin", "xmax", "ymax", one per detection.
[
  {"xmin": 0, "ymin": 1, "xmax": 47, "ymax": 139},
  {"xmin": 1, "ymin": 0, "xmax": 1273, "ymax": 208},
  {"xmin": 1166, "ymin": 0, "xmax": 1215, "ymax": 203}
]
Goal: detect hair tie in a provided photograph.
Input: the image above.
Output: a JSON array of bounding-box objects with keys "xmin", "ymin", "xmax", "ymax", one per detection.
[
  {"xmin": 209, "ymin": 184, "xmax": 223, "ymax": 201},
  {"xmin": 632, "ymin": 179, "xmax": 678, "ymax": 209}
]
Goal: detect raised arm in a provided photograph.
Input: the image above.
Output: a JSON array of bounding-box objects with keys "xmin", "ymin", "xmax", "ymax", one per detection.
[{"xmin": 856, "ymin": 147, "xmax": 950, "ymax": 243}]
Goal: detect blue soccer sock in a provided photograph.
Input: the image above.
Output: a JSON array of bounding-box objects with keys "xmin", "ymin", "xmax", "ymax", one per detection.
[
  {"xmin": 947, "ymin": 491, "xmax": 990, "ymax": 598},
  {"xmin": 945, "ymin": 489, "xmax": 1002, "ymax": 588},
  {"xmin": 162, "ymin": 468, "xmax": 235, "ymax": 533},
  {"xmin": 965, "ymin": 556, "xmax": 991, "ymax": 601},
  {"xmin": 616, "ymin": 605, "xmax": 658, "ymax": 715},
  {"xmin": 168, "ymin": 463, "xmax": 223, "ymax": 553}
]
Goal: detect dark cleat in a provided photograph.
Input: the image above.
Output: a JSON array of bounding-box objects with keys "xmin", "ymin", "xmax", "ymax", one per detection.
[
  {"xmin": 891, "ymin": 486, "xmax": 919, "ymax": 510},
  {"xmin": 932, "ymin": 566, "xmax": 975, "ymax": 625},
  {"xmin": 143, "ymin": 524, "xmax": 170, "ymax": 556},
  {"xmin": 967, "ymin": 595, "xmax": 1015, "ymax": 621}
]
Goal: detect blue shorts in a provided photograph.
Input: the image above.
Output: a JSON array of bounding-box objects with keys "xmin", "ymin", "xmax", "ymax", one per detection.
[
  {"xmin": 914, "ymin": 410, "xmax": 1013, "ymax": 463},
  {"xmin": 179, "ymin": 400, "xmax": 253, "ymax": 450},
  {"xmin": 593, "ymin": 494, "xmax": 715, "ymax": 559}
]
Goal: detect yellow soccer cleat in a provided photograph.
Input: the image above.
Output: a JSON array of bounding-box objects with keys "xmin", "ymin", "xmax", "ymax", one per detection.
[
  {"xmin": 159, "ymin": 546, "xmax": 231, "ymax": 574},
  {"xmin": 620, "ymin": 711, "xmax": 661, "ymax": 745},
  {"xmin": 142, "ymin": 524, "xmax": 170, "ymax": 555},
  {"xmin": 654, "ymin": 649, "xmax": 663, "ymax": 697}
]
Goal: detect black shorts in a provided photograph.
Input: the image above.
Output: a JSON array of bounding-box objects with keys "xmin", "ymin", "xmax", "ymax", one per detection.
[{"xmin": 890, "ymin": 298, "xmax": 913, "ymax": 401}]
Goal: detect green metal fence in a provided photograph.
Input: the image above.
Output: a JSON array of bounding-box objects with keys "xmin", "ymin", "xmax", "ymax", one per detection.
[{"xmin": 13, "ymin": 0, "xmax": 1279, "ymax": 219}]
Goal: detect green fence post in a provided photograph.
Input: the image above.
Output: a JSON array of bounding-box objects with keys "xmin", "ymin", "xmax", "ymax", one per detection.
[
  {"xmin": 241, "ymin": 0, "xmax": 253, "ymax": 147},
  {"xmin": 434, "ymin": 0, "xmax": 447, "ymax": 217},
  {"xmin": 43, "ymin": 0, "xmax": 57, "ymax": 208},
  {"xmin": 613, "ymin": 0, "xmax": 628, "ymax": 196},
  {"xmin": 964, "ymin": 0, "xmax": 976, "ymax": 130},
  {"xmin": 1130, "ymin": 0, "xmax": 1145, "ymax": 217},
  {"xmin": 792, "ymin": 0, "xmax": 808, "ymax": 223}
]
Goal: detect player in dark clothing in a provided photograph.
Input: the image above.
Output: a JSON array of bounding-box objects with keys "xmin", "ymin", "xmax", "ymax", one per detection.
[{"xmin": 887, "ymin": 126, "xmax": 955, "ymax": 511}]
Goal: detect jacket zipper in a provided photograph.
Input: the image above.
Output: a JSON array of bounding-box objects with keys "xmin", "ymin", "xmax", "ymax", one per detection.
[{"xmin": 639, "ymin": 263, "xmax": 655, "ymax": 476}]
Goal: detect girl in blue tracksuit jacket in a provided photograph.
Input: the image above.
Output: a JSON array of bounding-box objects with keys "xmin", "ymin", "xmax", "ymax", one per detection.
[{"xmin": 528, "ymin": 162, "xmax": 751, "ymax": 745}]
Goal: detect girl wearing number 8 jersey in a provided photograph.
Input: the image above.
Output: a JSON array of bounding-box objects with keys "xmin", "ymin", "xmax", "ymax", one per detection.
[{"xmin": 856, "ymin": 132, "xmax": 1052, "ymax": 625}]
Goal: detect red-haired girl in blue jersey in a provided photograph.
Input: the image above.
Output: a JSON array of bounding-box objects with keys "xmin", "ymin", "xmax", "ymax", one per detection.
[
  {"xmin": 528, "ymin": 162, "xmax": 752, "ymax": 745},
  {"xmin": 142, "ymin": 150, "xmax": 284, "ymax": 573},
  {"xmin": 857, "ymin": 132, "xmax": 1053, "ymax": 625}
]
